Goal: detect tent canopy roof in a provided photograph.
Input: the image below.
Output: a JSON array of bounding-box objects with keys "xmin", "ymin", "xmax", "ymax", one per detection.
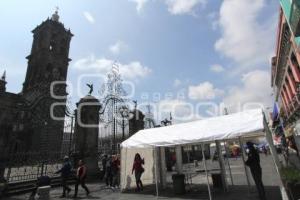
[{"xmin": 121, "ymin": 109, "xmax": 266, "ymax": 149}]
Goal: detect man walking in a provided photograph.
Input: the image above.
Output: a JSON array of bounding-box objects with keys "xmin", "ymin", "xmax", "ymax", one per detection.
[
  {"xmin": 111, "ymin": 155, "xmax": 120, "ymax": 188},
  {"xmin": 102, "ymin": 155, "xmax": 108, "ymax": 179},
  {"xmin": 55, "ymin": 156, "xmax": 72, "ymax": 198},
  {"xmin": 245, "ymin": 142, "xmax": 266, "ymax": 200},
  {"xmin": 73, "ymin": 160, "xmax": 90, "ymax": 198},
  {"xmin": 104, "ymin": 155, "xmax": 113, "ymax": 188}
]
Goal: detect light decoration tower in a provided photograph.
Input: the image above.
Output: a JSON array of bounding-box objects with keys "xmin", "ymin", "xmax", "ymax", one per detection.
[
  {"xmin": 99, "ymin": 63, "xmax": 127, "ymax": 153},
  {"xmin": 144, "ymin": 104, "xmax": 156, "ymax": 129}
]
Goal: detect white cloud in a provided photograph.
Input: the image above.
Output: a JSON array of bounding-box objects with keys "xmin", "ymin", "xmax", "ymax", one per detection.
[
  {"xmin": 173, "ymin": 79, "xmax": 182, "ymax": 87},
  {"xmin": 188, "ymin": 81, "xmax": 224, "ymax": 100},
  {"xmin": 222, "ymin": 70, "xmax": 272, "ymax": 112},
  {"xmin": 129, "ymin": 0, "xmax": 149, "ymax": 13},
  {"xmin": 73, "ymin": 55, "xmax": 151, "ymax": 80},
  {"xmin": 165, "ymin": 0, "xmax": 207, "ymax": 15},
  {"xmin": 158, "ymin": 99, "xmax": 196, "ymax": 122},
  {"xmin": 215, "ymin": 0, "xmax": 276, "ymax": 72},
  {"xmin": 207, "ymin": 11, "xmax": 219, "ymax": 30},
  {"xmin": 83, "ymin": 11, "xmax": 95, "ymax": 24},
  {"xmin": 109, "ymin": 41, "xmax": 128, "ymax": 55},
  {"xmin": 210, "ymin": 64, "xmax": 224, "ymax": 73}
]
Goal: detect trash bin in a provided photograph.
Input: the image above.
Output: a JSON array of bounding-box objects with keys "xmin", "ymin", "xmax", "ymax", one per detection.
[
  {"xmin": 172, "ymin": 174, "xmax": 185, "ymax": 195},
  {"xmin": 211, "ymin": 173, "xmax": 223, "ymax": 189}
]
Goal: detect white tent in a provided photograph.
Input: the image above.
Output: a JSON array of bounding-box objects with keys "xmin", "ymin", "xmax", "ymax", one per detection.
[
  {"xmin": 122, "ymin": 109, "xmax": 264, "ymax": 148},
  {"xmin": 120, "ymin": 109, "xmax": 283, "ymax": 199}
]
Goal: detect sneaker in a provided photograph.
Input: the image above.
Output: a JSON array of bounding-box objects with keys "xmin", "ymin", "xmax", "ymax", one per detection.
[{"xmin": 59, "ymin": 195, "xmax": 66, "ymax": 198}]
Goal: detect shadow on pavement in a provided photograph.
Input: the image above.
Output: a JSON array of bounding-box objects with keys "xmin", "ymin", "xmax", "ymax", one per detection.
[{"xmin": 123, "ymin": 184, "xmax": 282, "ymax": 200}]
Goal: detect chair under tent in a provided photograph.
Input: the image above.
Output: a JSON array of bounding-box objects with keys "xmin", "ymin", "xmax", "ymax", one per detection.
[{"xmin": 120, "ymin": 109, "xmax": 287, "ymax": 200}]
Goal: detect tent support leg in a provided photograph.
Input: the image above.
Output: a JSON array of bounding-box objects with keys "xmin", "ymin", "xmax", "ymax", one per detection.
[
  {"xmin": 154, "ymin": 147, "xmax": 159, "ymax": 199},
  {"xmin": 216, "ymin": 141, "xmax": 228, "ymax": 192},
  {"xmin": 175, "ymin": 146, "xmax": 183, "ymax": 173},
  {"xmin": 123, "ymin": 148, "xmax": 127, "ymax": 191},
  {"xmin": 202, "ymin": 143, "xmax": 212, "ymax": 200},
  {"xmin": 238, "ymin": 137, "xmax": 251, "ymax": 192},
  {"xmin": 223, "ymin": 140, "xmax": 234, "ymax": 186},
  {"xmin": 160, "ymin": 147, "xmax": 167, "ymax": 189}
]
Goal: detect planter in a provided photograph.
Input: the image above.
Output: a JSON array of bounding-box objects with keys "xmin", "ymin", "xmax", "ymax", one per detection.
[{"xmin": 286, "ymin": 181, "xmax": 300, "ymax": 200}]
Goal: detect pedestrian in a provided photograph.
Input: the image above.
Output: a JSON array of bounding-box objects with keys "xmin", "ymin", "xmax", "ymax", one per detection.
[
  {"xmin": 55, "ymin": 156, "xmax": 72, "ymax": 198},
  {"xmin": 101, "ymin": 154, "xmax": 108, "ymax": 179},
  {"xmin": 104, "ymin": 155, "xmax": 113, "ymax": 187},
  {"xmin": 262, "ymin": 146, "xmax": 268, "ymax": 156},
  {"xmin": 171, "ymin": 153, "xmax": 176, "ymax": 167},
  {"xmin": 212, "ymin": 150, "xmax": 218, "ymax": 161},
  {"xmin": 245, "ymin": 142, "xmax": 266, "ymax": 200},
  {"xmin": 132, "ymin": 153, "xmax": 145, "ymax": 191},
  {"xmin": 111, "ymin": 154, "xmax": 120, "ymax": 188},
  {"xmin": 73, "ymin": 160, "xmax": 90, "ymax": 198}
]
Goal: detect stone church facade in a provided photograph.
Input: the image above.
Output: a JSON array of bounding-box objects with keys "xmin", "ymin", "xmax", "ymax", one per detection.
[{"xmin": 0, "ymin": 11, "xmax": 72, "ymax": 155}]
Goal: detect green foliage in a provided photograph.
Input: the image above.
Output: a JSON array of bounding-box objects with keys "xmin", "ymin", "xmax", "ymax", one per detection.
[{"xmin": 281, "ymin": 167, "xmax": 300, "ymax": 183}]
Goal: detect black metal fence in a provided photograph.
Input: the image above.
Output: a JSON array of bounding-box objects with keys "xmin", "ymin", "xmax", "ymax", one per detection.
[
  {"xmin": 1, "ymin": 113, "xmax": 117, "ymax": 184},
  {"xmin": 3, "ymin": 147, "xmax": 113, "ymax": 184},
  {"xmin": 4, "ymin": 151, "xmax": 63, "ymax": 183}
]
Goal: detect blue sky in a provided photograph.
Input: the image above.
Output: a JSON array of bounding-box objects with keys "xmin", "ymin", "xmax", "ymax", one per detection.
[{"xmin": 0, "ymin": 0, "xmax": 279, "ymax": 122}]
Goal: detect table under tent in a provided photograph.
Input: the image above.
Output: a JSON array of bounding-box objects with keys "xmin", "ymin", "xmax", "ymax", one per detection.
[{"xmin": 120, "ymin": 109, "xmax": 285, "ymax": 200}]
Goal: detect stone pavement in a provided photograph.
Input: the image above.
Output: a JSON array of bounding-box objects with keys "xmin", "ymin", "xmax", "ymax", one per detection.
[
  {"xmin": 4, "ymin": 182, "xmax": 282, "ymax": 200},
  {"xmin": 3, "ymin": 155, "xmax": 283, "ymax": 200}
]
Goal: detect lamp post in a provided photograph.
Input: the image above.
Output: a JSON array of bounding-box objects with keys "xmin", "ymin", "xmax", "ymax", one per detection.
[{"xmin": 119, "ymin": 105, "xmax": 129, "ymax": 141}]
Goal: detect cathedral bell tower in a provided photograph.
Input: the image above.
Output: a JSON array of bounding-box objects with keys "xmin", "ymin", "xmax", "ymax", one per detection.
[
  {"xmin": 22, "ymin": 10, "xmax": 73, "ymax": 152},
  {"xmin": 23, "ymin": 10, "xmax": 73, "ymax": 94}
]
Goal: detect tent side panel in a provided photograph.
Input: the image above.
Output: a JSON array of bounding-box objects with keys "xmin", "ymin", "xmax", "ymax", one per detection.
[{"xmin": 121, "ymin": 147, "xmax": 155, "ymax": 190}]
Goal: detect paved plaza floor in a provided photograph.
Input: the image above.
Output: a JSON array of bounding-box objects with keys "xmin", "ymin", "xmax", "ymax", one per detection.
[
  {"xmin": 3, "ymin": 154, "xmax": 284, "ymax": 200},
  {"xmin": 4, "ymin": 182, "xmax": 282, "ymax": 200}
]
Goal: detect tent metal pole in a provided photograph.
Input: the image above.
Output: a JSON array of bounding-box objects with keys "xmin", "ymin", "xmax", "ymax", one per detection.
[
  {"xmin": 123, "ymin": 147, "xmax": 127, "ymax": 191},
  {"xmin": 262, "ymin": 112, "xmax": 289, "ymax": 199},
  {"xmin": 154, "ymin": 147, "xmax": 159, "ymax": 199},
  {"xmin": 262, "ymin": 112, "xmax": 282, "ymax": 174},
  {"xmin": 223, "ymin": 140, "xmax": 234, "ymax": 186},
  {"xmin": 238, "ymin": 137, "xmax": 251, "ymax": 191},
  {"xmin": 201, "ymin": 143, "xmax": 212, "ymax": 200}
]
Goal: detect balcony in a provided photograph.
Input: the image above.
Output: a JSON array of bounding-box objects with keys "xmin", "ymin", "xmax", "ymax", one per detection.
[{"xmin": 280, "ymin": 0, "xmax": 300, "ymax": 45}]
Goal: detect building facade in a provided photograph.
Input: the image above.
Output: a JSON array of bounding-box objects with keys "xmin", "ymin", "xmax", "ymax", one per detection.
[
  {"xmin": 272, "ymin": 1, "xmax": 300, "ymax": 125},
  {"xmin": 0, "ymin": 11, "xmax": 72, "ymax": 155}
]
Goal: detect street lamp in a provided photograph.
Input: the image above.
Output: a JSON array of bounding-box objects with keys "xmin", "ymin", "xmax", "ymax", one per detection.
[{"xmin": 119, "ymin": 105, "xmax": 129, "ymax": 140}]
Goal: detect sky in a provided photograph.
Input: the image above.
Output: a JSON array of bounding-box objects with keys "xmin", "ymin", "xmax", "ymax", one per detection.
[{"xmin": 0, "ymin": 0, "xmax": 279, "ymax": 123}]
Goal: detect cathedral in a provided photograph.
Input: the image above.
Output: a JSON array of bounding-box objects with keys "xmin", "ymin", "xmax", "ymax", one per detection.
[{"xmin": 0, "ymin": 11, "xmax": 73, "ymax": 154}]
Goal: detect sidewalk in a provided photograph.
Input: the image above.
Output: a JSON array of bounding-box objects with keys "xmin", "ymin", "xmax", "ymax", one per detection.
[{"xmin": 4, "ymin": 183, "xmax": 282, "ymax": 200}]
